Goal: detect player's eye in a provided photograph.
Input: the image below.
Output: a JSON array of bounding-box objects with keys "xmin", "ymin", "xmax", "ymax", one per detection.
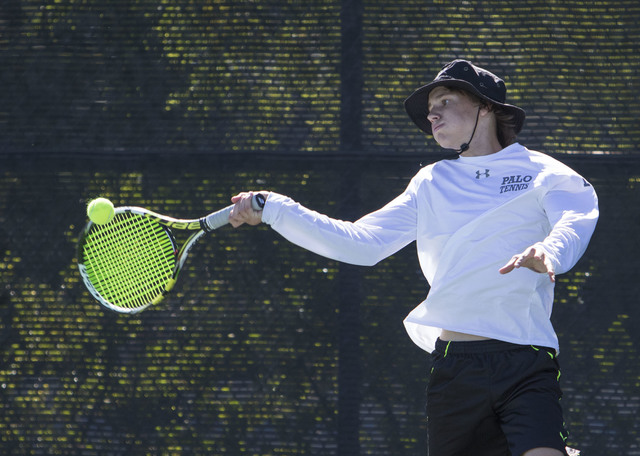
[{"xmin": 427, "ymin": 98, "xmax": 449, "ymax": 116}]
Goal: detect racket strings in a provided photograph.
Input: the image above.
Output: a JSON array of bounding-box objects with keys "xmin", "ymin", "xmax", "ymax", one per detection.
[
  {"xmin": 82, "ymin": 213, "xmax": 177, "ymax": 309},
  {"xmin": 103, "ymin": 214, "xmax": 175, "ymax": 304},
  {"xmin": 84, "ymin": 217, "xmax": 173, "ymax": 308}
]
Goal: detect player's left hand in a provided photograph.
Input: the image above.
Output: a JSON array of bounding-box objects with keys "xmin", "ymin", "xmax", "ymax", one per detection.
[{"xmin": 499, "ymin": 245, "xmax": 555, "ymax": 283}]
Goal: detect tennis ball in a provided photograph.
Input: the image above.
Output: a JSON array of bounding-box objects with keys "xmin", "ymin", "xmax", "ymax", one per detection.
[{"xmin": 87, "ymin": 197, "xmax": 115, "ymax": 225}]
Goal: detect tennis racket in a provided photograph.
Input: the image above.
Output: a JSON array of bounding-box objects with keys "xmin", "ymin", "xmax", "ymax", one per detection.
[{"xmin": 77, "ymin": 194, "xmax": 265, "ymax": 314}]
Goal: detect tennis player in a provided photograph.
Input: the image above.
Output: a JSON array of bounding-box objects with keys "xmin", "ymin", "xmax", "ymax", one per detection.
[{"xmin": 229, "ymin": 59, "xmax": 598, "ymax": 456}]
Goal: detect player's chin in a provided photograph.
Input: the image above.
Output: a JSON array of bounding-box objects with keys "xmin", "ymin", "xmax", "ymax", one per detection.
[{"xmin": 433, "ymin": 134, "xmax": 456, "ymax": 151}]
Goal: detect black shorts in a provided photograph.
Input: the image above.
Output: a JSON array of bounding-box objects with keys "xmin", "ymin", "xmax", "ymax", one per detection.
[{"xmin": 427, "ymin": 339, "xmax": 571, "ymax": 456}]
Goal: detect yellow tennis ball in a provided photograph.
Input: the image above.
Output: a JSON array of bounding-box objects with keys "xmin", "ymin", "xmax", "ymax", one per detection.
[{"xmin": 87, "ymin": 197, "xmax": 115, "ymax": 225}]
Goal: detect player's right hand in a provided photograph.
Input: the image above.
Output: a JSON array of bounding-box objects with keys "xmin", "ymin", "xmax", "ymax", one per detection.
[{"xmin": 229, "ymin": 191, "xmax": 267, "ymax": 227}]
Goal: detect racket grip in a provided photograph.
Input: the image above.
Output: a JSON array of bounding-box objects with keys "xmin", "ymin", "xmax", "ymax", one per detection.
[
  {"xmin": 202, "ymin": 194, "xmax": 264, "ymax": 231},
  {"xmin": 203, "ymin": 205, "xmax": 234, "ymax": 231}
]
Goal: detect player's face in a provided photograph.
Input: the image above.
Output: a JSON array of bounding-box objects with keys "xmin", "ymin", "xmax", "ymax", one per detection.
[{"xmin": 427, "ymin": 87, "xmax": 480, "ymax": 150}]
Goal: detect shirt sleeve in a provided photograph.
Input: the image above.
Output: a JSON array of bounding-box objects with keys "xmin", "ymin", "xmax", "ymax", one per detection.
[
  {"xmin": 538, "ymin": 175, "xmax": 599, "ymax": 274},
  {"xmin": 261, "ymin": 190, "xmax": 418, "ymax": 266}
]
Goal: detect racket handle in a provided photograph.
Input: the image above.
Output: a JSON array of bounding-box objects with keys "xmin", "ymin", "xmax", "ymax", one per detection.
[
  {"xmin": 202, "ymin": 194, "xmax": 264, "ymax": 231},
  {"xmin": 203, "ymin": 205, "xmax": 233, "ymax": 231}
]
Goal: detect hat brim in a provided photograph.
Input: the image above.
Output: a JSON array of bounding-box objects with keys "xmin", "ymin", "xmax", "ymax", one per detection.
[{"xmin": 404, "ymin": 80, "xmax": 526, "ymax": 136}]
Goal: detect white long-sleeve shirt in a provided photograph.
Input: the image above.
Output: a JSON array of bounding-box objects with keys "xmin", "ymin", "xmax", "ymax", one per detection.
[{"xmin": 261, "ymin": 143, "xmax": 599, "ymax": 353}]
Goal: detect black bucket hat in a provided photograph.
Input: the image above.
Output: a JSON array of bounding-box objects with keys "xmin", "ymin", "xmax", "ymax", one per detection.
[{"xmin": 404, "ymin": 59, "xmax": 526, "ymax": 135}]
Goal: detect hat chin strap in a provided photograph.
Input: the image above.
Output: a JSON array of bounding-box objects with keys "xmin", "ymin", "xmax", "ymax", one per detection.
[{"xmin": 457, "ymin": 106, "xmax": 481, "ymax": 154}]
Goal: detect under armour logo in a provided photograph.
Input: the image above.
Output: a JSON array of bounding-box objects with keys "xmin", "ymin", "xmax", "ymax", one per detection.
[{"xmin": 475, "ymin": 169, "xmax": 490, "ymax": 179}]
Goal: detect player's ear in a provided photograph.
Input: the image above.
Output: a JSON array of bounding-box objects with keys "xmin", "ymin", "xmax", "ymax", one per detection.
[{"xmin": 479, "ymin": 101, "xmax": 494, "ymax": 116}]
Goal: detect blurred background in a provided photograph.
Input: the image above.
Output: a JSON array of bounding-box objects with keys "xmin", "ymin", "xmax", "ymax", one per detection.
[{"xmin": 1, "ymin": 0, "xmax": 639, "ymax": 454}]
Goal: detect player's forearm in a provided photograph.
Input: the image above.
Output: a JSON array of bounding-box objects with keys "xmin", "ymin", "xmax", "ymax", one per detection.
[
  {"xmin": 262, "ymin": 192, "xmax": 414, "ymax": 266},
  {"xmin": 537, "ymin": 207, "xmax": 599, "ymax": 275}
]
